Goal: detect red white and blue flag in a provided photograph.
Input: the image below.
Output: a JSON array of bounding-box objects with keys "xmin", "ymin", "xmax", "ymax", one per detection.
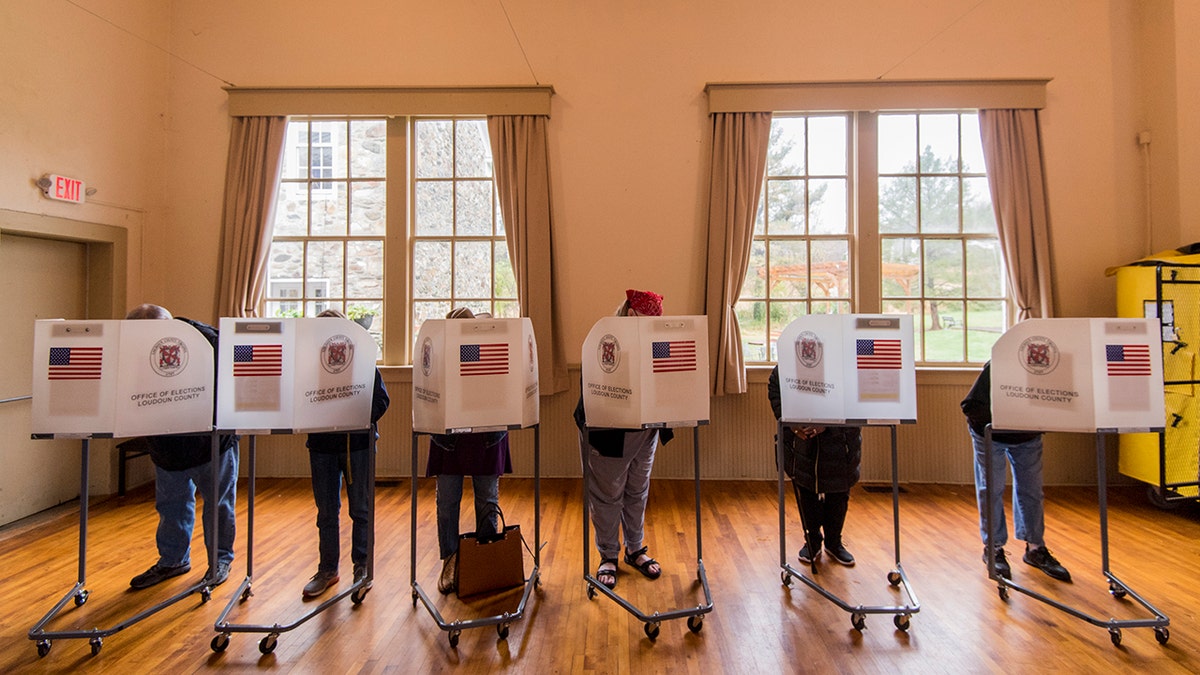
[
  {"xmin": 460, "ymin": 343, "xmax": 508, "ymax": 376},
  {"xmin": 652, "ymin": 340, "xmax": 697, "ymax": 373},
  {"xmin": 1106, "ymin": 344, "xmax": 1151, "ymax": 376},
  {"xmin": 856, "ymin": 339, "xmax": 902, "ymax": 370},
  {"xmin": 48, "ymin": 346, "xmax": 103, "ymax": 380},
  {"xmin": 233, "ymin": 344, "xmax": 283, "ymax": 377}
]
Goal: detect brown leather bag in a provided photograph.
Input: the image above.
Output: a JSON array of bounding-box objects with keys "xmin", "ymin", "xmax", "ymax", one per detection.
[{"xmin": 455, "ymin": 506, "xmax": 526, "ymax": 598}]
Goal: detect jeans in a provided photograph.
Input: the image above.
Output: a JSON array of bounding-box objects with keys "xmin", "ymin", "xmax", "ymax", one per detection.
[
  {"xmin": 436, "ymin": 474, "xmax": 500, "ymax": 560},
  {"xmin": 581, "ymin": 429, "xmax": 658, "ymax": 561},
  {"xmin": 154, "ymin": 443, "xmax": 238, "ymax": 569},
  {"xmin": 971, "ymin": 428, "xmax": 1045, "ymax": 549},
  {"xmin": 310, "ymin": 448, "xmax": 372, "ymax": 573}
]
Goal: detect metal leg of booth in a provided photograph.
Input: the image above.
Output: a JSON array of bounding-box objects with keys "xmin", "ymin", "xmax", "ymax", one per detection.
[{"xmin": 777, "ymin": 423, "xmax": 920, "ymax": 633}]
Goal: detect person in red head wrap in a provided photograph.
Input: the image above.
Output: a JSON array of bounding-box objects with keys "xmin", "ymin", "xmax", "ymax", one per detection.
[{"xmin": 624, "ymin": 289, "xmax": 663, "ymax": 317}]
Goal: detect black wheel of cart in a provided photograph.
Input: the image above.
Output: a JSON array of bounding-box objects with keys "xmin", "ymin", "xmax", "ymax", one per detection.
[
  {"xmin": 240, "ymin": 587, "xmax": 253, "ymax": 602},
  {"xmin": 1147, "ymin": 486, "xmax": 1182, "ymax": 510},
  {"xmin": 781, "ymin": 571, "xmax": 792, "ymax": 587},
  {"xmin": 448, "ymin": 630, "xmax": 461, "ymax": 648},
  {"xmin": 1155, "ymin": 627, "xmax": 1170, "ymax": 645},
  {"xmin": 644, "ymin": 622, "xmax": 660, "ymax": 640},
  {"xmin": 211, "ymin": 633, "xmax": 230, "ymax": 653},
  {"xmin": 36, "ymin": 640, "xmax": 51, "ymax": 658},
  {"xmin": 1108, "ymin": 627, "xmax": 1122, "ymax": 647},
  {"xmin": 586, "ymin": 583, "xmax": 597, "ymax": 600},
  {"xmin": 687, "ymin": 615, "xmax": 703, "ymax": 634},
  {"xmin": 998, "ymin": 585, "xmax": 1009, "ymax": 601},
  {"xmin": 259, "ymin": 634, "xmax": 278, "ymax": 655},
  {"xmin": 893, "ymin": 614, "xmax": 910, "ymax": 631},
  {"xmin": 1108, "ymin": 582, "xmax": 1127, "ymax": 599},
  {"xmin": 89, "ymin": 637, "xmax": 102, "ymax": 656},
  {"xmin": 200, "ymin": 587, "xmax": 211, "ymax": 603},
  {"xmin": 74, "ymin": 590, "xmax": 89, "ymax": 607},
  {"xmin": 497, "ymin": 623, "xmax": 510, "ymax": 639},
  {"xmin": 412, "ymin": 590, "xmax": 418, "ymax": 607},
  {"xmin": 887, "ymin": 570, "xmax": 903, "ymax": 586},
  {"xmin": 851, "ymin": 613, "xmax": 866, "ymax": 631},
  {"xmin": 352, "ymin": 586, "xmax": 368, "ymax": 605}
]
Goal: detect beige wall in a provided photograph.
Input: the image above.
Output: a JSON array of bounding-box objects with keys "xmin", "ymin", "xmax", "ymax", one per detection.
[{"xmin": 1, "ymin": 1, "xmax": 1196, "ymax": 490}]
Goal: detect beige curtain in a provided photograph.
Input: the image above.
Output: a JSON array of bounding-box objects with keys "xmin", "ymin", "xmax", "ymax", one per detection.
[
  {"xmin": 216, "ymin": 116, "xmax": 287, "ymax": 318},
  {"xmin": 703, "ymin": 112, "xmax": 773, "ymax": 395},
  {"xmin": 979, "ymin": 109, "xmax": 1054, "ymax": 320},
  {"xmin": 487, "ymin": 115, "xmax": 569, "ymax": 395}
]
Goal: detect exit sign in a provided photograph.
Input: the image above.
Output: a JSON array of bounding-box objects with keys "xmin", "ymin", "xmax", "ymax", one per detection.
[{"xmin": 45, "ymin": 174, "xmax": 86, "ymax": 204}]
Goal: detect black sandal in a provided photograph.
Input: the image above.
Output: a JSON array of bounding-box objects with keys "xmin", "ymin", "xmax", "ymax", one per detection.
[
  {"xmin": 624, "ymin": 546, "xmax": 662, "ymax": 580},
  {"xmin": 596, "ymin": 558, "xmax": 618, "ymax": 589}
]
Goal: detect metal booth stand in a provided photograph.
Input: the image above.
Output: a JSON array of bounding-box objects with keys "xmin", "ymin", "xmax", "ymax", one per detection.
[
  {"xmin": 984, "ymin": 427, "xmax": 1170, "ymax": 646},
  {"xmin": 776, "ymin": 422, "xmax": 920, "ymax": 632},
  {"xmin": 29, "ymin": 433, "xmax": 223, "ymax": 658},
  {"xmin": 581, "ymin": 424, "xmax": 713, "ymax": 640},
  {"xmin": 210, "ymin": 431, "xmax": 376, "ymax": 655},
  {"xmin": 409, "ymin": 425, "xmax": 542, "ymax": 648}
]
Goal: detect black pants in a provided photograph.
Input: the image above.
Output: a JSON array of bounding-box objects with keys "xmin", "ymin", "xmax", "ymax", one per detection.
[{"xmin": 793, "ymin": 482, "xmax": 849, "ymax": 550}]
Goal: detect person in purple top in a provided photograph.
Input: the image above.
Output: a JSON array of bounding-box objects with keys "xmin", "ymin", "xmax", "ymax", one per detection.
[{"xmin": 428, "ymin": 307, "xmax": 513, "ymax": 594}]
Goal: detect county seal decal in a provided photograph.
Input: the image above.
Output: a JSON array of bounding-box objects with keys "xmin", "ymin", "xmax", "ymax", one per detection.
[
  {"xmin": 796, "ymin": 331, "xmax": 822, "ymax": 368},
  {"xmin": 320, "ymin": 334, "xmax": 354, "ymax": 374},
  {"xmin": 421, "ymin": 336, "xmax": 434, "ymax": 377},
  {"xmin": 1018, "ymin": 336, "xmax": 1059, "ymax": 375},
  {"xmin": 598, "ymin": 334, "xmax": 621, "ymax": 374},
  {"xmin": 150, "ymin": 337, "xmax": 188, "ymax": 377}
]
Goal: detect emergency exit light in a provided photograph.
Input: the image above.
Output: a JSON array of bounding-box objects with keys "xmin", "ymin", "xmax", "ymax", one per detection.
[{"xmin": 40, "ymin": 174, "xmax": 86, "ymax": 204}]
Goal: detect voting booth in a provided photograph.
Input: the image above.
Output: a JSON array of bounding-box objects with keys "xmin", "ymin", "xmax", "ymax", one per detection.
[
  {"xmin": 28, "ymin": 319, "xmax": 218, "ymax": 658},
  {"xmin": 772, "ymin": 314, "xmax": 920, "ymax": 633},
  {"xmin": 775, "ymin": 314, "xmax": 916, "ymax": 424},
  {"xmin": 984, "ymin": 317, "xmax": 1170, "ymax": 647},
  {"xmin": 580, "ymin": 315, "xmax": 709, "ymax": 428},
  {"xmin": 411, "ymin": 317, "xmax": 539, "ymax": 432}
]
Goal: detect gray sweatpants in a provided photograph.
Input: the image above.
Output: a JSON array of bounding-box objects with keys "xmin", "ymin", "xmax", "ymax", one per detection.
[{"xmin": 580, "ymin": 429, "xmax": 659, "ymax": 561}]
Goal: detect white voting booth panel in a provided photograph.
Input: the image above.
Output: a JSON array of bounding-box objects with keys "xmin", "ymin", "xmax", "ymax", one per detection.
[
  {"xmin": 581, "ymin": 315, "xmax": 709, "ymax": 428},
  {"xmin": 412, "ymin": 317, "xmax": 539, "ymax": 433},
  {"xmin": 775, "ymin": 314, "xmax": 916, "ymax": 424},
  {"xmin": 990, "ymin": 318, "xmax": 1165, "ymax": 433},
  {"xmin": 31, "ymin": 319, "xmax": 215, "ymax": 438},
  {"xmin": 217, "ymin": 318, "xmax": 377, "ymax": 433}
]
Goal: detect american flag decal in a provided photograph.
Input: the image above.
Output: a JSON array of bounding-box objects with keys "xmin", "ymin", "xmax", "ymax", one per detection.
[
  {"xmin": 460, "ymin": 343, "xmax": 509, "ymax": 376},
  {"xmin": 233, "ymin": 344, "xmax": 283, "ymax": 377},
  {"xmin": 1106, "ymin": 344, "xmax": 1151, "ymax": 377},
  {"xmin": 856, "ymin": 339, "xmax": 902, "ymax": 370},
  {"xmin": 48, "ymin": 346, "xmax": 103, "ymax": 380},
  {"xmin": 652, "ymin": 340, "xmax": 697, "ymax": 373}
]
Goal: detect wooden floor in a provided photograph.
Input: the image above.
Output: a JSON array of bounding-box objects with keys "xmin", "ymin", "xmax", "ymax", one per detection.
[{"xmin": 1, "ymin": 477, "xmax": 1198, "ymax": 673}]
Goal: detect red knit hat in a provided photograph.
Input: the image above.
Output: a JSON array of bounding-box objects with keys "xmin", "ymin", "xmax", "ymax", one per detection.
[{"xmin": 625, "ymin": 289, "xmax": 663, "ymax": 316}]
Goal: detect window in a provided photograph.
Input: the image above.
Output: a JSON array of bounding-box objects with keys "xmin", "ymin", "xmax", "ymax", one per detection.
[
  {"xmin": 266, "ymin": 116, "xmax": 517, "ymax": 363},
  {"xmin": 738, "ymin": 111, "xmax": 1008, "ymax": 365}
]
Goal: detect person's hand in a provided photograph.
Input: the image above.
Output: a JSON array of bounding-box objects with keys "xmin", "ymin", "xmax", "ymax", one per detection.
[{"xmin": 788, "ymin": 425, "xmax": 825, "ymax": 439}]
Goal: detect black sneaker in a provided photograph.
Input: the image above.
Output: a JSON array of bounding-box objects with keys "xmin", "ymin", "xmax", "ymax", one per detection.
[
  {"xmin": 129, "ymin": 562, "xmax": 190, "ymax": 589},
  {"xmin": 1023, "ymin": 545, "xmax": 1071, "ymax": 582},
  {"xmin": 204, "ymin": 561, "xmax": 231, "ymax": 587},
  {"xmin": 302, "ymin": 569, "xmax": 339, "ymax": 598},
  {"xmin": 797, "ymin": 544, "xmax": 821, "ymax": 564},
  {"xmin": 983, "ymin": 547, "xmax": 1012, "ymax": 580},
  {"xmin": 825, "ymin": 544, "xmax": 855, "ymax": 566}
]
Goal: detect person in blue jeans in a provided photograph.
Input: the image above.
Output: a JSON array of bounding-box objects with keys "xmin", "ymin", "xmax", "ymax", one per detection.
[
  {"xmin": 427, "ymin": 307, "xmax": 512, "ymax": 594},
  {"xmin": 961, "ymin": 361, "xmax": 1071, "ymax": 582},
  {"xmin": 125, "ymin": 304, "xmax": 239, "ymax": 591},
  {"xmin": 302, "ymin": 309, "xmax": 391, "ymax": 599}
]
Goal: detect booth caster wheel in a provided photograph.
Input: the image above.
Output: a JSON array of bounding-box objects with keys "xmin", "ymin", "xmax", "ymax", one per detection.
[
  {"xmin": 352, "ymin": 586, "xmax": 369, "ymax": 605},
  {"xmin": 200, "ymin": 587, "xmax": 211, "ymax": 603},
  {"xmin": 586, "ymin": 584, "xmax": 597, "ymax": 600},
  {"xmin": 998, "ymin": 585, "xmax": 1009, "ymax": 601},
  {"xmin": 1155, "ymin": 627, "xmax": 1170, "ymax": 645},
  {"xmin": 1108, "ymin": 627, "xmax": 1122, "ymax": 646},
  {"xmin": 893, "ymin": 614, "xmax": 910, "ymax": 631},
  {"xmin": 448, "ymin": 630, "xmax": 461, "ymax": 648},
  {"xmin": 211, "ymin": 633, "xmax": 230, "ymax": 653},
  {"xmin": 644, "ymin": 622, "xmax": 661, "ymax": 640},
  {"xmin": 497, "ymin": 623, "xmax": 510, "ymax": 639},
  {"xmin": 89, "ymin": 637, "xmax": 102, "ymax": 656},
  {"xmin": 259, "ymin": 633, "xmax": 278, "ymax": 655},
  {"xmin": 412, "ymin": 590, "xmax": 418, "ymax": 607},
  {"xmin": 687, "ymin": 615, "xmax": 703, "ymax": 634},
  {"xmin": 781, "ymin": 571, "xmax": 792, "ymax": 587},
  {"xmin": 851, "ymin": 613, "xmax": 866, "ymax": 632},
  {"xmin": 241, "ymin": 587, "xmax": 253, "ymax": 603},
  {"xmin": 74, "ymin": 590, "xmax": 89, "ymax": 607},
  {"xmin": 36, "ymin": 640, "xmax": 51, "ymax": 658},
  {"xmin": 887, "ymin": 570, "xmax": 902, "ymax": 587},
  {"xmin": 1147, "ymin": 486, "xmax": 1182, "ymax": 510},
  {"xmin": 1108, "ymin": 582, "xmax": 1127, "ymax": 599}
]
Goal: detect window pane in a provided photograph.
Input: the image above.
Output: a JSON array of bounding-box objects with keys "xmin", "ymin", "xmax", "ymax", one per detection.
[
  {"xmin": 413, "ymin": 301, "xmax": 450, "ymax": 349},
  {"xmin": 768, "ymin": 301, "xmax": 807, "ymax": 361},
  {"xmin": 454, "ymin": 240, "xmax": 492, "ymax": 299},
  {"xmin": 879, "ymin": 176, "xmax": 917, "ymax": 234},
  {"xmin": 305, "ymin": 241, "xmax": 344, "ymax": 299},
  {"xmin": 274, "ymin": 182, "xmax": 308, "ymax": 236},
  {"xmin": 311, "ymin": 120, "xmax": 347, "ymax": 179},
  {"xmin": 882, "ymin": 238, "xmax": 921, "ymax": 297},
  {"xmin": 966, "ymin": 239, "xmax": 1003, "ymax": 298},
  {"xmin": 960, "ymin": 113, "xmax": 985, "ymax": 173},
  {"xmin": 962, "ymin": 176, "xmax": 995, "ymax": 233},
  {"xmin": 810, "ymin": 240, "xmax": 849, "ymax": 299},
  {"xmin": 346, "ymin": 240, "xmax": 383, "ymax": 298},
  {"xmin": 924, "ymin": 240, "xmax": 963, "ymax": 297},
  {"xmin": 919, "ymin": 176, "xmax": 960, "ymax": 233},
  {"xmin": 919, "ymin": 114, "xmax": 960, "ymax": 173},
  {"xmin": 494, "ymin": 241, "xmax": 516, "ymax": 299},
  {"xmin": 415, "ymin": 120, "xmax": 453, "ymax": 178},
  {"xmin": 455, "ymin": 180, "xmax": 493, "ymax": 235},
  {"xmin": 413, "ymin": 241, "xmax": 451, "ymax": 298},
  {"xmin": 766, "ymin": 178, "xmax": 805, "ymax": 234},
  {"xmin": 807, "ymin": 116, "xmax": 846, "ymax": 175},
  {"xmin": 967, "ymin": 300, "xmax": 1004, "ymax": 361},
  {"xmin": 415, "ymin": 182, "xmax": 452, "ymax": 235},
  {"xmin": 811, "ymin": 300, "xmax": 850, "ymax": 315},
  {"xmin": 495, "ymin": 191, "xmax": 506, "ymax": 236},
  {"xmin": 925, "ymin": 300, "xmax": 964, "ymax": 362},
  {"xmin": 809, "ymin": 178, "xmax": 847, "ymax": 234},
  {"xmin": 878, "ymin": 114, "xmax": 916, "ymax": 173},
  {"xmin": 311, "ymin": 183, "xmax": 348, "ymax": 236},
  {"xmin": 349, "ymin": 120, "xmax": 386, "ymax": 178},
  {"xmin": 282, "ymin": 122, "xmax": 309, "ymax": 180},
  {"xmin": 884, "ymin": 299, "xmax": 922, "ymax": 361},
  {"xmin": 754, "ymin": 182, "xmax": 766, "ymax": 235},
  {"xmin": 736, "ymin": 300, "xmax": 767, "ymax": 363},
  {"xmin": 455, "ymin": 120, "xmax": 492, "ymax": 178},
  {"xmin": 494, "ymin": 300, "xmax": 520, "ymax": 318},
  {"xmin": 350, "ymin": 181, "xmax": 386, "ymax": 235},
  {"xmin": 767, "ymin": 118, "xmax": 806, "ymax": 175},
  {"xmin": 768, "ymin": 240, "xmax": 808, "ymax": 299},
  {"xmin": 741, "ymin": 240, "xmax": 766, "ymax": 299},
  {"xmin": 268, "ymin": 241, "xmax": 303, "ymax": 295}
]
